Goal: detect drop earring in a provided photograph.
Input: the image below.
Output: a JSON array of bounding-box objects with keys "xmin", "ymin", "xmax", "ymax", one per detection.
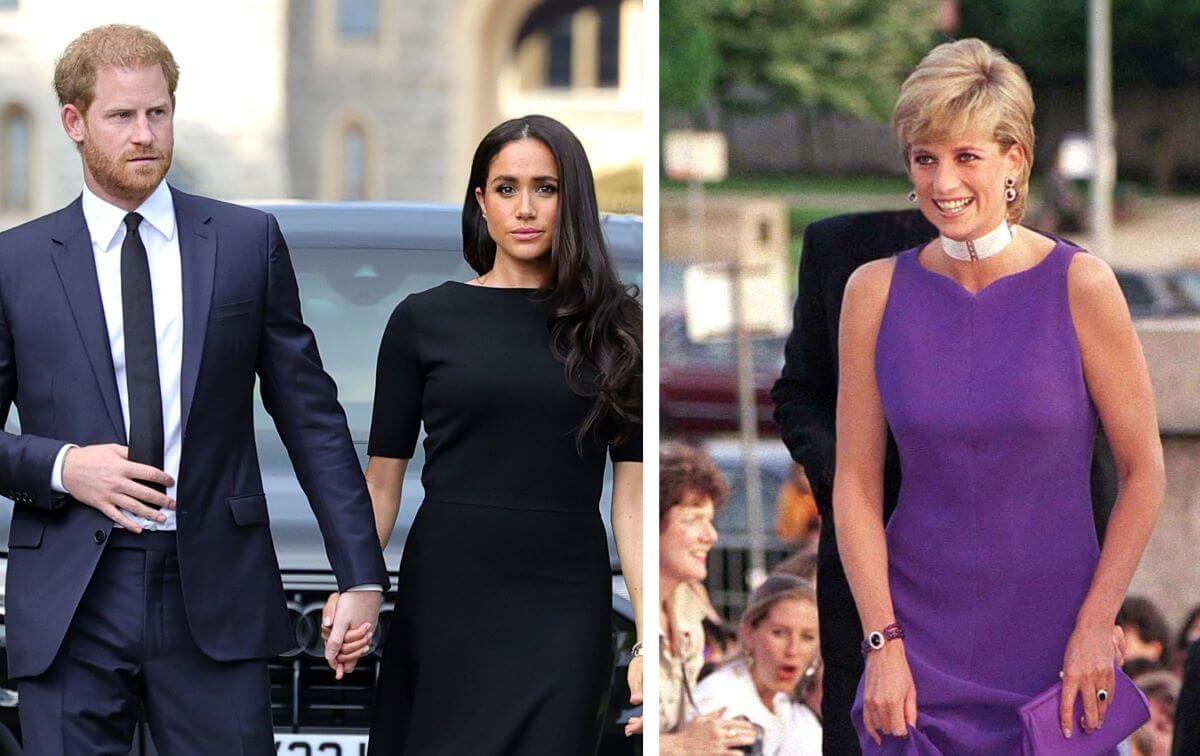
[
  {"xmin": 1004, "ymin": 176, "xmax": 1017, "ymax": 203},
  {"xmin": 803, "ymin": 660, "xmax": 819, "ymax": 680}
]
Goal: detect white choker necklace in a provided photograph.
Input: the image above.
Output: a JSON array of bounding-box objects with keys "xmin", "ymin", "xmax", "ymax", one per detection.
[{"xmin": 940, "ymin": 221, "xmax": 1014, "ymax": 262}]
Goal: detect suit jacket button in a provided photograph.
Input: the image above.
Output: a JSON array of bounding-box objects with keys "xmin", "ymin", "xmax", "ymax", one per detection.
[{"xmin": 94, "ymin": 530, "xmax": 106, "ymax": 544}]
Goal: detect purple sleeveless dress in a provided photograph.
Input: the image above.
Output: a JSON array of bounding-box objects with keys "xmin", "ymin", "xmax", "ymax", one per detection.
[{"xmin": 852, "ymin": 241, "xmax": 1113, "ymax": 755}]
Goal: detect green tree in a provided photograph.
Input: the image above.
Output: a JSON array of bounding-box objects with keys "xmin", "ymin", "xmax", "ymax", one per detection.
[
  {"xmin": 959, "ymin": 0, "xmax": 1200, "ymax": 189},
  {"xmin": 660, "ymin": 0, "xmax": 941, "ymax": 121},
  {"xmin": 709, "ymin": 0, "xmax": 941, "ymax": 120},
  {"xmin": 661, "ymin": 0, "xmax": 721, "ymax": 111},
  {"xmin": 959, "ymin": 0, "xmax": 1200, "ymax": 88}
]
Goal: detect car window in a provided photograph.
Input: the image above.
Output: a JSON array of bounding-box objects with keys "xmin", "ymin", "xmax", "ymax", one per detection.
[
  {"xmin": 253, "ymin": 246, "xmax": 473, "ymax": 463},
  {"xmin": 684, "ymin": 337, "xmax": 785, "ymax": 365},
  {"xmin": 713, "ymin": 461, "xmax": 789, "ymax": 536}
]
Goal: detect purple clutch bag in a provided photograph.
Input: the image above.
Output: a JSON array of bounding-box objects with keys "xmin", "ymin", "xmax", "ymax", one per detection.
[{"xmin": 1019, "ymin": 665, "xmax": 1149, "ymax": 755}]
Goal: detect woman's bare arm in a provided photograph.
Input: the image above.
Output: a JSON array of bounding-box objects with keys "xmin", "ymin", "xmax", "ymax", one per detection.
[
  {"xmin": 1060, "ymin": 253, "xmax": 1165, "ymax": 734},
  {"xmin": 365, "ymin": 456, "xmax": 409, "ymax": 549},
  {"xmin": 833, "ymin": 258, "xmax": 916, "ymax": 742},
  {"xmin": 833, "ymin": 258, "xmax": 896, "ymax": 636}
]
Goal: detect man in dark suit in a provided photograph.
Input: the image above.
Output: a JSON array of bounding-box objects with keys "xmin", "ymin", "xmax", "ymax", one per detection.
[
  {"xmin": 0, "ymin": 25, "xmax": 388, "ymax": 753},
  {"xmin": 1174, "ymin": 639, "xmax": 1200, "ymax": 755},
  {"xmin": 770, "ymin": 210, "xmax": 1118, "ymax": 754}
]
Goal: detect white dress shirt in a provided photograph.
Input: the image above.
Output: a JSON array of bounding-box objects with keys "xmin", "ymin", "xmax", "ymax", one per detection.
[
  {"xmin": 50, "ymin": 182, "xmax": 382, "ymax": 591},
  {"xmin": 52, "ymin": 180, "xmax": 183, "ymax": 531}
]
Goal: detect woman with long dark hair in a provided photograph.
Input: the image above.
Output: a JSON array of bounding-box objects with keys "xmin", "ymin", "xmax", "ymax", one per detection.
[{"xmin": 323, "ymin": 115, "xmax": 643, "ymax": 754}]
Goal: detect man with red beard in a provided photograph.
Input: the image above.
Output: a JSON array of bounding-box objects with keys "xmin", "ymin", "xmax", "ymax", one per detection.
[{"xmin": 0, "ymin": 25, "xmax": 387, "ymax": 753}]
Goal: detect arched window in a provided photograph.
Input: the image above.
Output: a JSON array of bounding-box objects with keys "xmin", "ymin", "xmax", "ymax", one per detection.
[
  {"xmin": 2, "ymin": 106, "xmax": 31, "ymax": 211},
  {"xmin": 340, "ymin": 124, "xmax": 367, "ymax": 201},
  {"xmin": 597, "ymin": 2, "xmax": 620, "ymax": 87},
  {"xmin": 516, "ymin": 0, "xmax": 623, "ymax": 90},
  {"xmin": 546, "ymin": 13, "xmax": 573, "ymax": 88}
]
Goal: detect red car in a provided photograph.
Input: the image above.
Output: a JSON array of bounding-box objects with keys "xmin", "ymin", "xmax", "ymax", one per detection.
[{"xmin": 660, "ymin": 314, "xmax": 784, "ymax": 436}]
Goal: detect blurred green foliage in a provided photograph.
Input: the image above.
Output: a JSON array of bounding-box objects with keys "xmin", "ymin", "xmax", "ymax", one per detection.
[
  {"xmin": 960, "ymin": 0, "xmax": 1200, "ymax": 88},
  {"xmin": 661, "ymin": 0, "xmax": 941, "ymax": 120},
  {"xmin": 661, "ymin": 0, "xmax": 721, "ymax": 110},
  {"xmin": 662, "ymin": 174, "xmax": 911, "ymax": 195}
]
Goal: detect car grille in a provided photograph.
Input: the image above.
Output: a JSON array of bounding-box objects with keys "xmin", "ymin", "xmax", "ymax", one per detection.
[{"xmin": 271, "ymin": 588, "xmax": 393, "ymax": 731}]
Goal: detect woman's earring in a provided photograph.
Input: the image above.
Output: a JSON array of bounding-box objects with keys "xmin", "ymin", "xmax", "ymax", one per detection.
[
  {"xmin": 1004, "ymin": 176, "xmax": 1017, "ymax": 203},
  {"xmin": 907, "ymin": 190, "xmax": 918, "ymax": 204},
  {"xmin": 482, "ymin": 212, "xmax": 488, "ymax": 221}
]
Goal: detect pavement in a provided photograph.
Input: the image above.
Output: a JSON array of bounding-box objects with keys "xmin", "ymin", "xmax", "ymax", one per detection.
[{"xmin": 1070, "ymin": 197, "xmax": 1200, "ymax": 270}]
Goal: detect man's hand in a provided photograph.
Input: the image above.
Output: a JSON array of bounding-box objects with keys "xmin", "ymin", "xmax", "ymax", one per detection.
[
  {"xmin": 62, "ymin": 444, "xmax": 174, "ymax": 532},
  {"xmin": 323, "ymin": 590, "xmax": 381, "ymax": 680}
]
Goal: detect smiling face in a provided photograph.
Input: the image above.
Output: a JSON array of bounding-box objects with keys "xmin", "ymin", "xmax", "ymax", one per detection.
[
  {"xmin": 474, "ymin": 137, "xmax": 560, "ymax": 268},
  {"xmin": 659, "ymin": 494, "xmax": 718, "ymax": 587},
  {"xmin": 62, "ymin": 64, "xmax": 174, "ymax": 209},
  {"xmin": 908, "ymin": 127, "xmax": 1024, "ymax": 241},
  {"xmin": 743, "ymin": 597, "xmax": 819, "ymax": 699}
]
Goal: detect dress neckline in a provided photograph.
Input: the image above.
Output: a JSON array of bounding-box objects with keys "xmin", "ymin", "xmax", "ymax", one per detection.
[
  {"xmin": 446, "ymin": 280, "xmax": 545, "ymax": 293},
  {"xmin": 912, "ymin": 233, "xmax": 1065, "ymax": 299}
]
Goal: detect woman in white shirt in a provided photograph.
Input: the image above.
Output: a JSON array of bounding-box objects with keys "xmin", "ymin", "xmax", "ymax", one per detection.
[{"xmin": 694, "ymin": 575, "xmax": 823, "ymax": 755}]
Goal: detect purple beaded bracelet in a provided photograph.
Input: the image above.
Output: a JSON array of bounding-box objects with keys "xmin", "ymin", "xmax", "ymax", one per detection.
[{"xmin": 861, "ymin": 622, "xmax": 905, "ymax": 655}]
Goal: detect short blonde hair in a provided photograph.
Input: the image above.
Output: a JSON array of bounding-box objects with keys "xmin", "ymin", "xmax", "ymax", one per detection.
[
  {"xmin": 54, "ymin": 25, "xmax": 179, "ymax": 114},
  {"xmin": 893, "ymin": 38, "xmax": 1034, "ymax": 223}
]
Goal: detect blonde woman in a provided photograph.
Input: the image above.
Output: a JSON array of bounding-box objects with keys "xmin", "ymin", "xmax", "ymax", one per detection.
[
  {"xmin": 694, "ymin": 576, "xmax": 823, "ymax": 755},
  {"xmin": 835, "ymin": 39, "xmax": 1163, "ymax": 753}
]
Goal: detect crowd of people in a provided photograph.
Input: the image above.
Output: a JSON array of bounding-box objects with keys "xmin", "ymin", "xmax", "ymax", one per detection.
[
  {"xmin": 659, "ymin": 442, "xmax": 823, "ymax": 755},
  {"xmin": 1117, "ymin": 596, "xmax": 1200, "ymax": 755}
]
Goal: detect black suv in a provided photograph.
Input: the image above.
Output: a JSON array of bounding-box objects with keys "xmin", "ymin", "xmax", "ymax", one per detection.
[{"xmin": 0, "ymin": 202, "xmax": 643, "ymax": 756}]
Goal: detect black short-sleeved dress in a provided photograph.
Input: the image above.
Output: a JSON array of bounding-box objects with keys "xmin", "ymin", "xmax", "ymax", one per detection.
[{"xmin": 365, "ymin": 282, "xmax": 641, "ymax": 756}]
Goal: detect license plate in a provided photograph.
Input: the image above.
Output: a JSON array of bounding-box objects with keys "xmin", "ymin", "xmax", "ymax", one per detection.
[{"xmin": 274, "ymin": 734, "xmax": 369, "ymax": 754}]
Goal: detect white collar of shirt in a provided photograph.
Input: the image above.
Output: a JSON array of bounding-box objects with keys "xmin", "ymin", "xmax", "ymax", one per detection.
[{"xmin": 81, "ymin": 180, "xmax": 176, "ymax": 251}]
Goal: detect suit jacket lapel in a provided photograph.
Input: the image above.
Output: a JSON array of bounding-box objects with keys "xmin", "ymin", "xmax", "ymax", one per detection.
[
  {"xmin": 173, "ymin": 188, "xmax": 216, "ymax": 438},
  {"xmin": 49, "ymin": 198, "xmax": 127, "ymax": 442}
]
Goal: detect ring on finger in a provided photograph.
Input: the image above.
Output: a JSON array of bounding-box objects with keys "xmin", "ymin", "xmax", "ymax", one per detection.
[{"xmin": 1097, "ymin": 688, "xmax": 1108, "ymax": 702}]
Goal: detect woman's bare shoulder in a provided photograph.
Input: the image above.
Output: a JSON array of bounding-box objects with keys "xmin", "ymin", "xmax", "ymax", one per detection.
[
  {"xmin": 1066, "ymin": 251, "xmax": 1124, "ymax": 313},
  {"xmin": 843, "ymin": 256, "xmax": 898, "ymax": 311}
]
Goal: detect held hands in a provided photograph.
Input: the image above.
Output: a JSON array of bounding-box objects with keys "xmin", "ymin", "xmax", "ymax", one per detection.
[
  {"xmin": 62, "ymin": 444, "xmax": 175, "ymax": 531},
  {"xmin": 322, "ymin": 591, "xmax": 382, "ymax": 680},
  {"xmin": 671, "ymin": 709, "xmax": 758, "ymax": 755},
  {"xmin": 1058, "ymin": 622, "xmax": 1123, "ymax": 738},
  {"xmin": 862, "ymin": 640, "xmax": 918, "ymax": 745},
  {"xmin": 624, "ymin": 655, "xmax": 643, "ymax": 736}
]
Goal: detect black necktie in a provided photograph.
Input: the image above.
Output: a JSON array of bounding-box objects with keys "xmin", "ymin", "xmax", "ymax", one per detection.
[{"xmin": 121, "ymin": 212, "xmax": 165, "ymax": 497}]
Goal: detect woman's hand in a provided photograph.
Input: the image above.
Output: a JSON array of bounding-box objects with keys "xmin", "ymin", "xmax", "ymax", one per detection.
[
  {"xmin": 624, "ymin": 654, "xmax": 643, "ymax": 735},
  {"xmin": 862, "ymin": 641, "xmax": 918, "ymax": 745},
  {"xmin": 320, "ymin": 591, "xmax": 374, "ymax": 679},
  {"xmin": 1060, "ymin": 621, "xmax": 1118, "ymax": 737},
  {"xmin": 663, "ymin": 709, "xmax": 758, "ymax": 755}
]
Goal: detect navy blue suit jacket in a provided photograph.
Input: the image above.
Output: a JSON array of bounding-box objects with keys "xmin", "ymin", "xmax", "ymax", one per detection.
[{"xmin": 0, "ymin": 187, "xmax": 389, "ymax": 678}]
